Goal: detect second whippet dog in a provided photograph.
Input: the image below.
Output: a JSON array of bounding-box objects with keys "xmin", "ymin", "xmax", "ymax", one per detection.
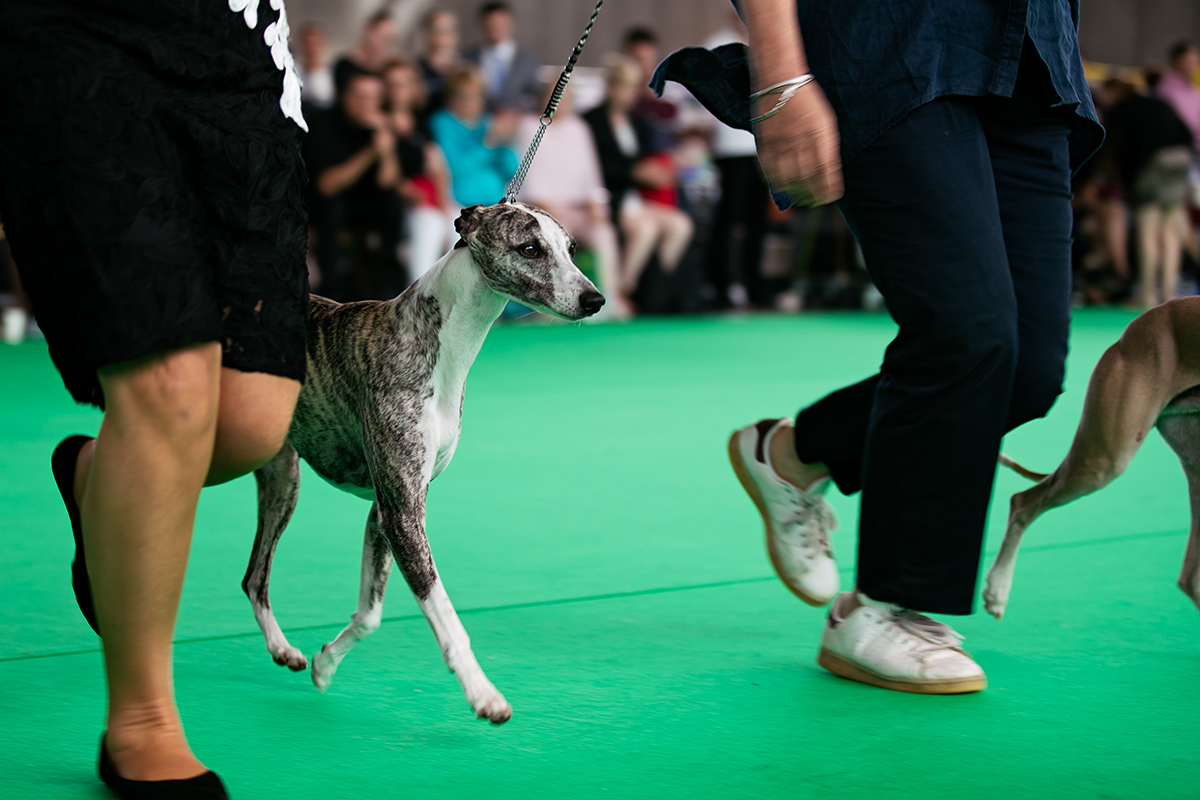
[
  {"xmin": 242, "ymin": 203, "xmax": 604, "ymax": 724},
  {"xmin": 983, "ymin": 297, "xmax": 1200, "ymax": 620}
]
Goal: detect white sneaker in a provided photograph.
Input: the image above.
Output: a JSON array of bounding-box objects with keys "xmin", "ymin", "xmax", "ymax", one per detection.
[
  {"xmin": 728, "ymin": 419, "xmax": 839, "ymax": 606},
  {"xmin": 819, "ymin": 592, "xmax": 986, "ymax": 694}
]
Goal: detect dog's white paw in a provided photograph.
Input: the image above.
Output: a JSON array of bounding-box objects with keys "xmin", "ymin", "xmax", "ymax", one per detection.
[
  {"xmin": 982, "ymin": 575, "xmax": 1009, "ymax": 620},
  {"xmin": 311, "ymin": 643, "xmax": 339, "ymax": 693},
  {"xmin": 270, "ymin": 644, "xmax": 309, "ymax": 672},
  {"xmin": 468, "ymin": 686, "xmax": 512, "ymax": 725}
]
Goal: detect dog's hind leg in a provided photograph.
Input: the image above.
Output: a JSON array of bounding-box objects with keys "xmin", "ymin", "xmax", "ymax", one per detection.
[
  {"xmin": 984, "ymin": 301, "xmax": 1200, "ymax": 619},
  {"xmin": 243, "ymin": 441, "xmax": 308, "ymax": 670},
  {"xmin": 311, "ymin": 503, "xmax": 394, "ymax": 692},
  {"xmin": 1156, "ymin": 411, "xmax": 1200, "ymax": 614}
]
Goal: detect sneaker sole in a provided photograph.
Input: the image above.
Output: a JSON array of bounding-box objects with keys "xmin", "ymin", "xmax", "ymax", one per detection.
[
  {"xmin": 817, "ymin": 647, "xmax": 987, "ymax": 694},
  {"xmin": 728, "ymin": 431, "xmax": 834, "ymax": 607}
]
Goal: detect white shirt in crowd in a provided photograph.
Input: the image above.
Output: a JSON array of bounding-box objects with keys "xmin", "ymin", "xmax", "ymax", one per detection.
[
  {"xmin": 298, "ymin": 65, "xmax": 335, "ymax": 109},
  {"xmin": 480, "ymin": 39, "xmax": 518, "ymax": 96}
]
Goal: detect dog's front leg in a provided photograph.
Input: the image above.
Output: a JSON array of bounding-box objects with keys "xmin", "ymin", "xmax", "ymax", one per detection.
[
  {"xmin": 375, "ymin": 495, "xmax": 512, "ymax": 724},
  {"xmin": 311, "ymin": 503, "xmax": 394, "ymax": 692},
  {"xmin": 244, "ymin": 442, "xmax": 308, "ymax": 670}
]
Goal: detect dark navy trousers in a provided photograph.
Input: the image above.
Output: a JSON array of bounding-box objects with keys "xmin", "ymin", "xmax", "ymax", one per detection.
[{"xmin": 794, "ymin": 54, "xmax": 1075, "ymax": 615}]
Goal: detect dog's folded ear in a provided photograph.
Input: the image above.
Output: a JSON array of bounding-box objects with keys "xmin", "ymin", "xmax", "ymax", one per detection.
[{"xmin": 454, "ymin": 205, "xmax": 485, "ymax": 236}]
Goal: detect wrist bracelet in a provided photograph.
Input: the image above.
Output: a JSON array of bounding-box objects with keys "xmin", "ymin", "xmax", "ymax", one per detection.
[{"xmin": 750, "ymin": 74, "xmax": 815, "ymax": 124}]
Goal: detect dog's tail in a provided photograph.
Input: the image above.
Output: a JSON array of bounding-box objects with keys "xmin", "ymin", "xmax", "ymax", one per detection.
[{"xmin": 998, "ymin": 453, "xmax": 1049, "ymax": 482}]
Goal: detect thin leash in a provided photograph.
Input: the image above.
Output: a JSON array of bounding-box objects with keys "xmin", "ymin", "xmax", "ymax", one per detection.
[{"xmin": 502, "ymin": 0, "xmax": 605, "ymax": 204}]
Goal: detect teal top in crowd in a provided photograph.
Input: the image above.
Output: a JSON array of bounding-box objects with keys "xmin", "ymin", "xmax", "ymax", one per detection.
[
  {"xmin": 430, "ymin": 109, "xmax": 519, "ymax": 207},
  {"xmin": 652, "ymin": 0, "xmax": 1105, "ymax": 207}
]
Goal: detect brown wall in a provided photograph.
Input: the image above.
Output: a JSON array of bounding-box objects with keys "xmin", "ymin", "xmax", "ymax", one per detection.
[{"xmin": 1079, "ymin": 0, "xmax": 1200, "ymax": 67}]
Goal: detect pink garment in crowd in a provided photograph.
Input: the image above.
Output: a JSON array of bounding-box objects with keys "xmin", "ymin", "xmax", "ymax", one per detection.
[{"xmin": 1157, "ymin": 70, "xmax": 1200, "ymax": 152}]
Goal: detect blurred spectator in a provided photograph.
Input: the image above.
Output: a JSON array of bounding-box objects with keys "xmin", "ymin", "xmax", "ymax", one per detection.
[
  {"xmin": 418, "ymin": 7, "xmax": 461, "ymax": 114},
  {"xmin": 584, "ymin": 55, "xmax": 693, "ymax": 304},
  {"xmin": 295, "ymin": 22, "xmax": 335, "ymax": 111},
  {"xmin": 382, "ymin": 57, "xmax": 457, "ymax": 281},
  {"xmin": 622, "ymin": 27, "xmax": 679, "ymax": 153},
  {"xmin": 333, "ymin": 10, "xmax": 397, "ymax": 95},
  {"xmin": 1100, "ymin": 76, "xmax": 1195, "ymax": 306},
  {"xmin": 304, "ymin": 72, "xmax": 404, "ymax": 300},
  {"xmin": 516, "ymin": 86, "xmax": 628, "ymax": 317},
  {"xmin": 1158, "ymin": 40, "xmax": 1200, "ymax": 152},
  {"xmin": 703, "ymin": 11, "xmax": 772, "ymax": 309},
  {"xmin": 430, "ymin": 66, "xmax": 519, "ymax": 207},
  {"xmin": 464, "ymin": 1, "xmax": 542, "ymax": 114}
]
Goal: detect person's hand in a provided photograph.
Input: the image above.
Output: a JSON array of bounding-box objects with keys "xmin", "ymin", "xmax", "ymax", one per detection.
[
  {"xmin": 373, "ymin": 126, "xmax": 396, "ymax": 157},
  {"xmin": 752, "ymin": 81, "xmax": 843, "ymax": 207},
  {"xmin": 487, "ymin": 110, "xmax": 520, "ymax": 146}
]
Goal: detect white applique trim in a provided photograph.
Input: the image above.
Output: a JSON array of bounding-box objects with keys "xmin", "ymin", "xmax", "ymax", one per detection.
[
  {"xmin": 229, "ymin": 0, "xmax": 258, "ymax": 29},
  {"xmin": 230, "ymin": 0, "xmax": 308, "ymax": 132}
]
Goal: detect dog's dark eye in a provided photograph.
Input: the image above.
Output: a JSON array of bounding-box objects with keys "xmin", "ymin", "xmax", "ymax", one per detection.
[
  {"xmin": 520, "ymin": 243, "xmax": 541, "ymax": 258},
  {"xmin": 568, "ymin": 242, "xmax": 577, "ymax": 257}
]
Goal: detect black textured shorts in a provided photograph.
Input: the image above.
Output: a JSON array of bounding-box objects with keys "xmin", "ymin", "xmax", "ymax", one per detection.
[{"xmin": 0, "ymin": 0, "xmax": 310, "ymax": 407}]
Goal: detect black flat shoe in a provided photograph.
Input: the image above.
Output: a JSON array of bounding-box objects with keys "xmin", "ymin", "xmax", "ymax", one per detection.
[
  {"xmin": 51, "ymin": 435, "xmax": 99, "ymax": 635},
  {"xmin": 99, "ymin": 737, "xmax": 228, "ymax": 799}
]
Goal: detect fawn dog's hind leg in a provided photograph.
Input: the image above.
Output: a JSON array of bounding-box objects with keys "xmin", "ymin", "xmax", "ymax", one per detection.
[
  {"xmin": 985, "ymin": 301, "xmax": 1200, "ymax": 619},
  {"xmin": 244, "ymin": 441, "xmax": 307, "ymax": 670},
  {"xmin": 311, "ymin": 502, "xmax": 394, "ymax": 692}
]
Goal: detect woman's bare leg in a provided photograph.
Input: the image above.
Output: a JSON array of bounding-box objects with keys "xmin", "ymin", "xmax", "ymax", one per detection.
[
  {"xmin": 76, "ymin": 369, "xmax": 302, "ymax": 491},
  {"xmin": 1137, "ymin": 205, "xmax": 1163, "ymax": 307},
  {"xmin": 70, "ymin": 352, "xmax": 299, "ymax": 781},
  {"xmin": 619, "ymin": 210, "xmax": 662, "ymax": 295},
  {"xmin": 650, "ymin": 203, "xmax": 695, "ymax": 273},
  {"xmin": 206, "ymin": 369, "xmax": 300, "ymax": 485},
  {"xmin": 82, "ymin": 343, "xmax": 221, "ymax": 781},
  {"xmin": 1162, "ymin": 205, "xmax": 1184, "ymax": 303}
]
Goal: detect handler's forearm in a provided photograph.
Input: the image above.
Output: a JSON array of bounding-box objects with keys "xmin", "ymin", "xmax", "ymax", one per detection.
[
  {"xmin": 739, "ymin": 0, "xmax": 809, "ymax": 88},
  {"xmin": 317, "ymin": 146, "xmax": 379, "ymax": 197}
]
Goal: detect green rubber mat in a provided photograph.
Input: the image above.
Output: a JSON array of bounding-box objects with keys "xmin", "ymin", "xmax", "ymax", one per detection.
[{"xmin": 2, "ymin": 310, "xmax": 1197, "ymax": 799}]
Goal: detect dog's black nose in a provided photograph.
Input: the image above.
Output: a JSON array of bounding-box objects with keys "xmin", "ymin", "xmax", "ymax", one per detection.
[{"xmin": 579, "ymin": 290, "xmax": 606, "ymax": 316}]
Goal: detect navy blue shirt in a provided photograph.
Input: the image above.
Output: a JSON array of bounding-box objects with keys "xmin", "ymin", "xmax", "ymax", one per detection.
[{"xmin": 653, "ymin": 0, "xmax": 1102, "ymax": 175}]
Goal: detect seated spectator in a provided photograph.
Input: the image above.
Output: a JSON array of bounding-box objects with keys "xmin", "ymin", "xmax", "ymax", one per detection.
[
  {"xmin": 430, "ymin": 66, "xmax": 519, "ymax": 207},
  {"xmin": 382, "ymin": 57, "xmax": 457, "ymax": 281},
  {"xmin": 418, "ymin": 7, "xmax": 462, "ymax": 115},
  {"xmin": 304, "ymin": 72, "xmax": 404, "ymax": 300},
  {"xmin": 295, "ymin": 22, "xmax": 335, "ymax": 111},
  {"xmin": 583, "ymin": 55, "xmax": 693, "ymax": 304},
  {"xmin": 464, "ymin": 1, "xmax": 542, "ymax": 114},
  {"xmin": 333, "ymin": 10, "xmax": 397, "ymax": 95},
  {"xmin": 1100, "ymin": 76, "xmax": 1196, "ymax": 307},
  {"xmin": 516, "ymin": 86, "xmax": 628, "ymax": 317},
  {"xmin": 703, "ymin": 11, "xmax": 773, "ymax": 309}
]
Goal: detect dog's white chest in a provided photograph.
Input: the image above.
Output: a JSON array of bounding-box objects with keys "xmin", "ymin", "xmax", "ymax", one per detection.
[{"xmin": 429, "ymin": 403, "xmax": 462, "ymax": 481}]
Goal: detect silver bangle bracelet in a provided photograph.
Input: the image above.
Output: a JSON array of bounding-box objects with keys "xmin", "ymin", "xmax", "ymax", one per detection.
[{"xmin": 750, "ymin": 74, "xmax": 815, "ymax": 124}]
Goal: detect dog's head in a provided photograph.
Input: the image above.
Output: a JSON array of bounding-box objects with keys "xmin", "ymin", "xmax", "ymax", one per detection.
[{"xmin": 453, "ymin": 203, "xmax": 605, "ymax": 320}]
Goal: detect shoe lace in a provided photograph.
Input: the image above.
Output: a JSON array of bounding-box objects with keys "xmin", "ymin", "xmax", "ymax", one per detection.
[
  {"xmin": 780, "ymin": 488, "xmax": 837, "ymax": 555},
  {"xmin": 894, "ymin": 609, "xmax": 966, "ymax": 650}
]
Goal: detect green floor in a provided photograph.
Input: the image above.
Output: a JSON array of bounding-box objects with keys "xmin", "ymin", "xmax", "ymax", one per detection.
[{"xmin": 2, "ymin": 310, "xmax": 1198, "ymax": 799}]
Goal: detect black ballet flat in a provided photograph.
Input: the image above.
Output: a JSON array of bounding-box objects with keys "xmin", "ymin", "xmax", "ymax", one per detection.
[
  {"xmin": 99, "ymin": 737, "xmax": 229, "ymax": 800},
  {"xmin": 51, "ymin": 435, "xmax": 99, "ymax": 635}
]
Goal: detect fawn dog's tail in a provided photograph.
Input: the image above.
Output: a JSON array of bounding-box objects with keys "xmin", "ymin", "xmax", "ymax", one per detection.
[{"xmin": 998, "ymin": 454, "xmax": 1048, "ymax": 482}]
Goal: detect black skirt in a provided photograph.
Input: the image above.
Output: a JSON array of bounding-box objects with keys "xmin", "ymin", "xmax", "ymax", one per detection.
[{"xmin": 0, "ymin": 0, "xmax": 311, "ymax": 407}]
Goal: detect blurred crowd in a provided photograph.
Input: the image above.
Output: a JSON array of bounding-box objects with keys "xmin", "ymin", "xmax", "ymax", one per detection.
[
  {"xmin": 2, "ymin": 6, "xmax": 1200, "ymax": 339},
  {"xmin": 288, "ymin": 2, "xmax": 825, "ymax": 318},
  {"xmin": 1073, "ymin": 40, "xmax": 1200, "ymax": 307}
]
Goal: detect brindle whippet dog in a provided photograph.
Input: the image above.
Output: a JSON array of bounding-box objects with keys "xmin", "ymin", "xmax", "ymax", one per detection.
[
  {"xmin": 984, "ymin": 297, "xmax": 1200, "ymax": 620},
  {"xmin": 242, "ymin": 203, "xmax": 604, "ymax": 724}
]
